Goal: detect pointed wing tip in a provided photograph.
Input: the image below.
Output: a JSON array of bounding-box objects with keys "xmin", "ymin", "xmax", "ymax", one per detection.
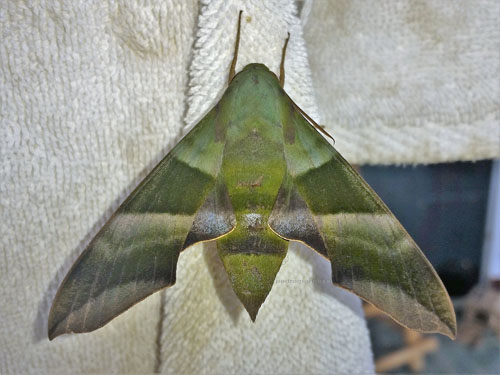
[
  {"xmin": 445, "ymin": 330, "xmax": 457, "ymax": 340},
  {"xmin": 48, "ymin": 320, "xmax": 90, "ymax": 341},
  {"xmin": 441, "ymin": 320, "xmax": 457, "ymax": 340},
  {"xmin": 47, "ymin": 312, "xmax": 73, "ymax": 341},
  {"xmin": 402, "ymin": 313, "xmax": 457, "ymax": 339},
  {"xmin": 47, "ymin": 322, "xmax": 63, "ymax": 341},
  {"xmin": 417, "ymin": 321, "xmax": 456, "ymax": 340},
  {"xmin": 361, "ymin": 297, "xmax": 457, "ymax": 339},
  {"xmin": 394, "ymin": 310, "xmax": 457, "ymax": 339},
  {"xmin": 47, "ymin": 310, "xmax": 84, "ymax": 341},
  {"xmin": 47, "ymin": 311, "xmax": 59, "ymax": 341},
  {"xmin": 394, "ymin": 320, "xmax": 456, "ymax": 339},
  {"xmin": 385, "ymin": 311, "xmax": 457, "ymax": 339},
  {"xmin": 432, "ymin": 297, "xmax": 457, "ymax": 340},
  {"xmin": 47, "ymin": 304, "xmax": 72, "ymax": 340}
]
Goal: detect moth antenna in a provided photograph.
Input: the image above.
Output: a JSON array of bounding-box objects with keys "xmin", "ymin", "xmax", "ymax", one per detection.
[
  {"xmin": 279, "ymin": 32, "xmax": 290, "ymax": 87},
  {"xmin": 228, "ymin": 10, "xmax": 243, "ymax": 83},
  {"xmin": 278, "ymin": 34, "xmax": 332, "ymax": 142}
]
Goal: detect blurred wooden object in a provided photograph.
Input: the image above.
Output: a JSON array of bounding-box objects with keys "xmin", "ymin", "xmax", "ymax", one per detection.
[
  {"xmin": 364, "ymin": 303, "xmax": 439, "ymax": 373},
  {"xmin": 458, "ymin": 280, "xmax": 500, "ymax": 345}
]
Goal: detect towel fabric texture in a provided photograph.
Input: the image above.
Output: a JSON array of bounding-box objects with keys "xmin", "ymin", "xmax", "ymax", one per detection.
[
  {"xmin": 304, "ymin": 0, "xmax": 500, "ymax": 164},
  {"xmin": 1, "ymin": 0, "xmax": 498, "ymax": 373}
]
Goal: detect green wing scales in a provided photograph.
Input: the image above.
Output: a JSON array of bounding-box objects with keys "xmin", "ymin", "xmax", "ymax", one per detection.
[
  {"xmin": 49, "ymin": 59, "xmax": 456, "ymax": 339},
  {"xmin": 48, "ymin": 108, "xmax": 235, "ymax": 340},
  {"xmin": 46, "ymin": 5, "xmax": 457, "ymax": 341},
  {"xmin": 269, "ymin": 102, "xmax": 456, "ymax": 338}
]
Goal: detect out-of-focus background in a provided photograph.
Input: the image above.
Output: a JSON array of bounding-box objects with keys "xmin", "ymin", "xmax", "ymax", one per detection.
[{"xmin": 360, "ymin": 160, "xmax": 500, "ymax": 374}]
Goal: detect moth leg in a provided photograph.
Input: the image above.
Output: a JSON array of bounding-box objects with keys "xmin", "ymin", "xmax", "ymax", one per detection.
[
  {"xmin": 228, "ymin": 10, "xmax": 243, "ymax": 83},
  {"xmin": 279, "ymin": 33, "xmax": 290, "ymax": 87}
]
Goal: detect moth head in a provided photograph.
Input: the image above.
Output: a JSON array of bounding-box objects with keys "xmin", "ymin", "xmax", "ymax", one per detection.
[{"xmin": 230, "ymin": 63, "xmax": 278, "ymax": 86}]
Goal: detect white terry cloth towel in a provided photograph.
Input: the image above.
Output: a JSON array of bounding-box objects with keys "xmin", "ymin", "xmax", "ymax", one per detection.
[
  {"xmin": 1, "ymin": 0, "xmax": 199, "ymax": 373},
  {"xmin": 303, "ymin": 0, "xmax": 500, "ymax": 165},
  {"xmin": 1, "ymin": 0, "xmax": 374, "ymax": 374},
  {"xmin": 158, "ymin": 1, "xmax": 374, "ymax": 374}
]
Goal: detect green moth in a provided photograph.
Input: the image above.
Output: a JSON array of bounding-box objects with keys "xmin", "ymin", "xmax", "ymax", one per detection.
[{"xmin": 48, "ymin": 12, "xmax": 456, "ymax": 340}]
